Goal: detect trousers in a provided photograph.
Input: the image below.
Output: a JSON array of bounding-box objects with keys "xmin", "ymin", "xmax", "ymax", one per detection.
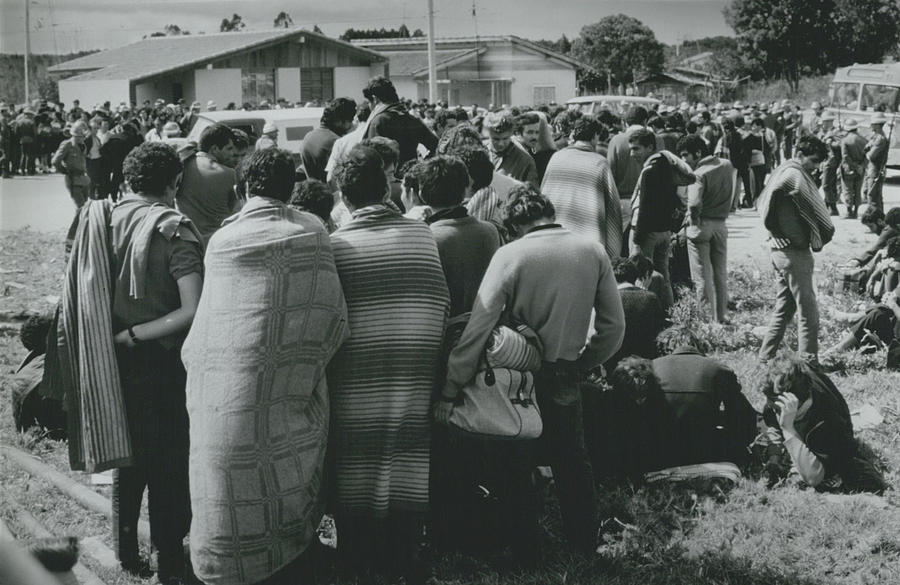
[
  {"xmin": 759, "ymin": 248, "xmax": 819, "ymax": 361},
  {"xmin": 630, "ymin": 230, "xmax": 674, "ymax": 308},
  {"xmin": 687, "ymin": 219, "xmax": 728, "ymax": 322}
]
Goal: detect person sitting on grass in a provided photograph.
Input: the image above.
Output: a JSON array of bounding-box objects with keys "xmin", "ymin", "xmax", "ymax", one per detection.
[
  {"xmin": 825, "ymin": 286, "xmax": 900, "ymax": 357},
  {"xmin": 604, "ymin": 254, "xmax": 667, "ymax": 373},
  {"xmin": 289, "ymin": 178, "xmax": 337, "ymax": 231},
  {"xmin": 598, "ymin": 330, "xmax": 757, "ymax": 479},
  {"xmin": 11, "ymin": 313, "xmax": 67, "ymax": 439},
  {"xmin": 847, "ymin": 207, "xmax": 900, "ymax": 270},
  {"xmin": 761, "ymin": 358, "xmax": 887, "ymax": 494},
  {"xmin": 629, "ymin": 251, "xmax": 671, "ymax": 312}
]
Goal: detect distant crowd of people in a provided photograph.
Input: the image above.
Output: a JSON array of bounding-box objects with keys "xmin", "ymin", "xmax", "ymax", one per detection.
[{"xmin": 6, "ymin": 76, "xmax": 896, "ymax": 585}]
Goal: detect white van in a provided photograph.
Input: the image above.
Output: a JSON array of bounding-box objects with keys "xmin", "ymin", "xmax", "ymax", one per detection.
[
  {"xmin": 184, "ymin": 107, "xmax": 324, "ymax": 155},
  {"xmin": 566, "ymin": 95, "xmax": 661, "ymax": 116}
]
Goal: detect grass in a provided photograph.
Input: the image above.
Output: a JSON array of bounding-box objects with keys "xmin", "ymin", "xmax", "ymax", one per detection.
[
  {"xmin": 2, "ymin": 223, "xmax": 900, "ymax": 585},
  {"xmin": 736, "ymin": 74, "xmax": 832, "ymax": 108}
]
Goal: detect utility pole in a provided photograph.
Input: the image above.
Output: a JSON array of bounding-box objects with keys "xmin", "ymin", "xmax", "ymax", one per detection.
[
  {"xmin": 24, "ymin": 0, "xmax": 31, "ymax": 103},
  {"xmin": 426, "ymin": 0, "xmax": 437, "ymax": 103}
]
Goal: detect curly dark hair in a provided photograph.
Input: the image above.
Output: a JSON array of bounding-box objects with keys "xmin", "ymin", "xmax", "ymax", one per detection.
[
  {"xmin": 240, "ymin": 148, "xmax": 295, "ymax": 202},
  {"xmin": 363, "ymin": 76, "xmax": 399, "ymax": 103},
  {"xmin": 20, "ymin": 313, "xmax": 54, "ymax": 353},
  {"xmin": 198, "ymin": 123, "xmax": 234, "ymax": 153},
  {"xmin": 887, "ymin": 207, "xmax": 900, "ymax": 229},
  {"xmin": 290, "ymin": 179, "xmax": 335, "ymax": 223},
  {"xmin": 334, "ymin": 145, "xmax": 388, "ymax": 208},
  {"xmin": 612, "ymin": 257, "xmax": 640, "ymax": 284},
  {"xmin": 676, "ymin": 134, "xmax": 708, "ymax": 158},
  {"xmin": 436, "ymin": 123, "xmax": 485, "ymax": 155},
  {"xmin": 321, "ymin": 97, "xmax": 358, "ymax": 130},
  {"xmin": 417, "ymin": 155, "xmax": 470, "ymax": 207},
  {"xmin": 122, "ymin": 142, "xmax": 182, "ymax": 194},
  {"xmin": 609, "ymin": 356, "xmax": 662, "ymax": 407},
  {"xmin": 761, "ymin": 357, "xmax": 814, "ymax": 403},
  {"xmin": 453, "ymin": 145, "xmax": 493, "ymax": 191},
  {"xmin": 503, "ymin": 185, "xmax": 555, "ymax": 226},
  {"xmin": 794, "ymin": 135, "xmax": 829, "ymax": 161},
  {"xmin": 359, "ymin": 137, "xmax": 400, "ymax": 171},
  {"xmin": 656, "ymin": 326, "xmax": 710, "ymax": 355},
  {"xmin": 572, "ymin": 114, "xmax": 604, "ymax": 143}
]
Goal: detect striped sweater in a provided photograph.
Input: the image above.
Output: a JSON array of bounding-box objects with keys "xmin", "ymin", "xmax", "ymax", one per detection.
[
  {"xmin": 540, "ymin": 144, "xmax": 623, "ymax": 259},
  {"xmin": 328, "ymin": 205, "xmax": 450, "ymax": 517}
]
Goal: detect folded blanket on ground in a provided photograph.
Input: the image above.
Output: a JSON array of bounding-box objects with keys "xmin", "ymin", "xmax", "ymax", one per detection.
[{"xmin": 644, "ymin": 462, "xmax": 742, "ymax": 484}]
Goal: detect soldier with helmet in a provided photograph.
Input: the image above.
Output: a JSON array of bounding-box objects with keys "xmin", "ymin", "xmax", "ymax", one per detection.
[
  {"xmin": 840, "ymin": 118, "xmax": 867, "ymax": 219},
  {"xmin": 863, "ymin": 112, "xmax": 890, "ymax": 214},
  {"xmin": 819, "ymin": 112, "xmax": 842, "ymax": 216}
]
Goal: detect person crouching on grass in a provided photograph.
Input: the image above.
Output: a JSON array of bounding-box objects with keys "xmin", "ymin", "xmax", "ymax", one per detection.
[{"xmin": 761, "ymin": 358, "xmax": 887, "ymax": 494}]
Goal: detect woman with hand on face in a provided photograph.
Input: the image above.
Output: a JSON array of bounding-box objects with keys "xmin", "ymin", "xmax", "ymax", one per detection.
[{"xmin": 761, "ymin": 358, "xmax": 886, "ymax": 494}]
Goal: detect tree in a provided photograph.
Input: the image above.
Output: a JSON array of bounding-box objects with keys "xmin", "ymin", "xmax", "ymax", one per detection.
[
  {"xmin": 831, "ymin": 0, "xmax": 900, "ymax": 65},
  {"xmin": 412, "ymin": 28, "xmax": 425, "ymax": 37},
  {"xmin": 535, "ymin": 35, "xmax": 572, "ymax": 55},
  {"xmin": 570, "ymin": 15, "xmax": 664, "ymax": 90},
  {"xmin": 725, "ymin": 0, "xmax": 900, "ymax": 90},
  {"xmin": 274, "ymin": 11, "xmax": 293, "ymax": 29},
  {"xmin": 340, "ymin": 25, "xmax": 416, "ymax": 41},
  {"xmin": 220, "ymin": 13, "xmax": 245, "ymax": 33},
  {"xmin": 145, "ymin": 24, "xmax": 189, "ymax": 38}
]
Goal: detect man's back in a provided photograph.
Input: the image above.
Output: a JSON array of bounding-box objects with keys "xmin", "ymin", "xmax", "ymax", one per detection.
[
  {"xmin": 367, "ymin": 102, "xmax": 437, "ymax": 167},
  {"xmin": 607, "ymin": 129, "xmax": 642, "ymax": 197},
  {"xmin": 842, "ymin": 132, "xmax": 867, "ymax": 166},
  {"xmin": 690, "ymin": 156, "xmax": 735, "ymax": 220},
  {"xmin": 176, "ymin": 152, "xmax": 236, "ymax": 240},
  {"xmin": 301, "ymin": 126, "xmax": 340, "ymax": 182},
  {"xmin": 429, "ymin": 214, "xmax": 500, "ymax": 317},
  {"xmin": 652, "ymin": 349, "xmax": 756, "ymax": 467}
]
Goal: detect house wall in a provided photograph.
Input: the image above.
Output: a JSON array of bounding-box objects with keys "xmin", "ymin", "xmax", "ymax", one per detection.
[
  {"xmin": 276, "ymin": 68, "xmax": 302, "ymax": 102},
  {"xmin": 509, "ymin": 69, "xmax": 576, "ymax": 106},
  {"xmin": 392, "ymin": 77, "xmax": 419, "ymax": 101},
  {"xmin": 134, "ymin": 70, "xmax": 195, "ymax": 105},
  {"xmin": 334, "ymin": 66, "xmax": 372, "ymax": 101},
  {"xmin": 60, "ymin": 79, "xmax": 130, "ymax": 109},
  {"xmin": 195, "ymin": 68, "xmax": 242, "ymax": 109}
]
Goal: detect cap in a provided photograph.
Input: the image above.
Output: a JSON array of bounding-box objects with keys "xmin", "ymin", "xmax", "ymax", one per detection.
[
  {"xmin": 191, "ymin": 101, "xmax": 201, "ymax": 109},
  {"xmin": 811, "ymin": 101, "xmax": 821, "ymax": 109},
  {"xmin": 843, "ymin": 118, "xmax": 859, "ymax": 130},
  {"xmin": 162, "ymin": 121, "xmax": 181, "ymax": 137},
  {"xmin": 869, "ymin": 113, "xmax": 888, "ymax": 126},
  {"xmin": 262, "ymin": 121, "xmax": 277, "ymax": 134},
  {"xmin": 821, "ymin": 112, "xmax": 835, "ymax": 122},
  {"xmin": 70, "ymin": 121, "xmax": 89, "ymax": 137},
  {"xmin": 206, "ymin": 100, "xmax": 217, "ymax": 110}
]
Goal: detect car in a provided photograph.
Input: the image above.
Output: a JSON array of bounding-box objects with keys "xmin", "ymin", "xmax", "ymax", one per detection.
[
  {"xmin": 565, "ymin": 95, "xmax": 662, "ymax": 116},
  {"xmin": 184, "ymin": 107, "xmax": 325, "ymax": 156}
]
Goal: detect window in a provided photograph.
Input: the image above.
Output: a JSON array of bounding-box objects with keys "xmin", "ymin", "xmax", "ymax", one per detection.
[
  {"xmin": 301, "ymin": 68, "xmax": 334, "ymax": 103},
  {"xmin": 861, "ymin": 84, "xmax": 899, "ymax": 113},
  {"xmin": 829, "ymin": 82, "xmax": 860, "ymax": 110},
  {"xmin": 242, "ymin": 69, "xmax": 275, "ymax": 106},
  {"xmin": 491, "ymin": 81, "xmax": 511, "ymax": 106},
  {"xmin": 533, "ymin": 85, "xmax": 556, "ymax": 106}
]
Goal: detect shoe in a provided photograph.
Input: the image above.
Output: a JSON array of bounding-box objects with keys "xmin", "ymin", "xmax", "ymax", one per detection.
[{"xmin": 121, "ymin": 558, "xmax": 154, "ymax": 578}]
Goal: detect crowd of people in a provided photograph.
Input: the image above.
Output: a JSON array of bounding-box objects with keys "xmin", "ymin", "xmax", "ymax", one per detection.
[{"xmin": 6, "ymin": 75, "xmax": 898, "ymax": 585}]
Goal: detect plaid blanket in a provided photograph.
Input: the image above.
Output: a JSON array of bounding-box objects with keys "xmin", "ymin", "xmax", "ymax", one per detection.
[
  {"xmin": 183, "ymin": 198, "xmax": 349, "ymax": 585},
  {"xmin": 757, "ymin": 159, "xmax": 835, "ymax": 252}
]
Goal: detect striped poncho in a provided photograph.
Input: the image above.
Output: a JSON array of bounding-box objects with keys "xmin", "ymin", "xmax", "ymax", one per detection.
[
  {"xmin": 757, "ymin": 159, "xmax": 835, "ymax": 252},
  {"xmin": 328, "ymin": 205, "xmax": 450, "ymax": 517},
  {"xmin": 540, "ymin": 144, "xmax": 623, "ymax": 259}
]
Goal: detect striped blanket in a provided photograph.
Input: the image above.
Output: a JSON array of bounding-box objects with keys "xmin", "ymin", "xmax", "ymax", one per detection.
[
  {"xmin": 57, "ymin": 200, "xmax": 133, "ymax": 473},
  {"xmin": 541, "ymin": 144, "xmax": 623, "ymax": 259},
  {"xmin": 183, "ymin": 198, "xmax": 349, "ymax": 585},
  {"xmin": 328, "ymin": 205, "xmax": 450, "ymax": 517},
  {"xmin": 757, "ymin": 159, "xmax": 835, "ymax": 252}
]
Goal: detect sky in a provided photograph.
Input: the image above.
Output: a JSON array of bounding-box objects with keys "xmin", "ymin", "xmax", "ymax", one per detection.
[{"xmin": 0, "ymin": 0, "xmax": 733, "ymax": 55}]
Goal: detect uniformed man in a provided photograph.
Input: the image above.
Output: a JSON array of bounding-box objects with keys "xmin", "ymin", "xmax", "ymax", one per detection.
[
  {"xmin": 840, "ymin": 118, "xmax": 867, "ymax": 219},
  {"xmin": 863, "ymin": 112, "xmax": 890, "ymax": 214},
  {"xmin": 819, "ymin": 112, "xmax": 842, "ymax": 216},
  {"xmin": 255, "ymin": 121, "xmax": 278, "ymax": 151}
]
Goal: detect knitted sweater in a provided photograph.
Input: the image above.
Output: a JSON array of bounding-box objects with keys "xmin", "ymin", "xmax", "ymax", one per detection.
[{"xmin": 445, "ymin": 225, "xmax": 624, "ymax": 396}]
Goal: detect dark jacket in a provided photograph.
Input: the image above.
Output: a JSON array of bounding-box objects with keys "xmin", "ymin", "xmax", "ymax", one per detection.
[
  {"xmin": 366, "ymin": 102, "xmax": 438, "ymax": 169},
  {"xmin": 763, "ymin": 366, "xmax": 887, "ymax": 494}
]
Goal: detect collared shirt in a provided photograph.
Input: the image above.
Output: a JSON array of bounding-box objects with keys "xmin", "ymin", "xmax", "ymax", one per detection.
[{"xmin": 688, "ymin": 155, "xmax": 735, "ymax": 221}]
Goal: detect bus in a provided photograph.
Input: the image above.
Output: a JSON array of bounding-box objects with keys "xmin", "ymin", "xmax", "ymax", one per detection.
[{"xmin": 829, "ymin": 63, "xmax": 900, "ymax": 167}]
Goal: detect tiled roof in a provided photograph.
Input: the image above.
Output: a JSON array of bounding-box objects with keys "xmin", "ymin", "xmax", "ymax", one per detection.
[
  {"xmin": 50, "ymin": 29, "xmax": 383, "ymax": 82},
  {"xmin": 380, "ymin": 49, "xmax": 472, "ymax": 76}
]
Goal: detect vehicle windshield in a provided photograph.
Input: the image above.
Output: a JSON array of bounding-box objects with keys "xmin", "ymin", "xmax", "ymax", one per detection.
[
  {"xmin": 829, "ymin": 82, "xmax": 860, "ymax": 110},
  {"xmin": 861, "ymin": 84, "xmax": 899, "ymax": 112}
]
